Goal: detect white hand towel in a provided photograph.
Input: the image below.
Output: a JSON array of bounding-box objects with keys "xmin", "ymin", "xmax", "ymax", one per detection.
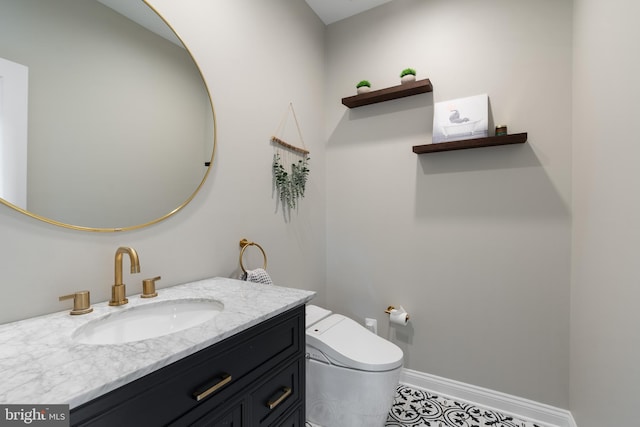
[{"xmin": 242, "ymin": 268, "xmax": 273, "ymax": 285}]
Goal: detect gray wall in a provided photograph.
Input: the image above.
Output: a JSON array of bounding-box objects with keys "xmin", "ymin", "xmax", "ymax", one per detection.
[
  {"xmin": 325, "ymin": 0, "xmax": 572, "ymax": 408},
  {"xmin": 571, "ymin": 0, "xmax": 640, "ymax": 425}
]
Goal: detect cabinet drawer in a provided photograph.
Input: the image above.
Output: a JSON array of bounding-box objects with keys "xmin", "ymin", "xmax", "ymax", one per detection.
[
  {"xmin": 250, "ymin": 359, "xmax": 302, "ymax": 426},
  {"xmin": 71, "ymin": 306, "xmax": 304, "ymax": 427}
]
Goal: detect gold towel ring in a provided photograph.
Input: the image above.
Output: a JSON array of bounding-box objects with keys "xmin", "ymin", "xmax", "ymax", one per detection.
[{"xmin": 239, "ymin": 238, "xmax": 268, "ymax": 273}]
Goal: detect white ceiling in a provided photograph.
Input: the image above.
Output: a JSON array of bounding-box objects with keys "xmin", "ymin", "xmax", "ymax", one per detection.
[
  {"xmin": 305, "ymin": 0, "xmax": 394, "ymax": 25},
  {"xmin": 100, "ymin": 0, "xmax": 391, "ymax": 31}
]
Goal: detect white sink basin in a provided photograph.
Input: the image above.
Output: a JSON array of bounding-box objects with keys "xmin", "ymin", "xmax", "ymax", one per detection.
[{"xmin": 73, "ymin": 299, "xmax": 224, "ymax": 345}]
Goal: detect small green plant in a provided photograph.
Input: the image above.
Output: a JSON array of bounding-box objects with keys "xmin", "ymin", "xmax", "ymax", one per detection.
[
  {"xmin": 400, "ymin": 68, "xmax": 416, "ymax": 77},
  {"xmin": 273, "ymin": 154, "xmax": 310, "ymax": 209},
  {"xmin": 356, "ymin": 80, "xmax": 371, "ymax": 88}
]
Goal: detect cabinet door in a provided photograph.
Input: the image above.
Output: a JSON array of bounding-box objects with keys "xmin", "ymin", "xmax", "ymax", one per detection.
[
  {"xmin": 271, "ymin": 407, "xmax": 303, "ymax": 427},
  {"xmin": 189, "ymin": 400, "xmax": 244, "ymax": 427}
]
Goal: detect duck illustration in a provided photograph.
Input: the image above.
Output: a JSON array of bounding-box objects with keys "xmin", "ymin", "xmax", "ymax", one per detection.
[{"xmin": 449, "ymin": 109, "xmax": 470, "ymax": 123}]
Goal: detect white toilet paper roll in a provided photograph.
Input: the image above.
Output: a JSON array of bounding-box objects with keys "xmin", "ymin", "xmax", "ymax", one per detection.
[{"xmin": 389, "ymin": 309, "xmax": 409, "ymax": 326}]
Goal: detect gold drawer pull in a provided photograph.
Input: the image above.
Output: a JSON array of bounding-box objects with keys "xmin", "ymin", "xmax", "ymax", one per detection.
[
  {"xmin": 267, "ymin": 386, "xmax": 292, "ymax": 410},
  {"xmin": 194, "ymin": 374, "xmax": 232, "ymax": 402}
]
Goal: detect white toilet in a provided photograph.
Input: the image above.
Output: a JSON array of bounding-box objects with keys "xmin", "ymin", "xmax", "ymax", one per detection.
[{"xmin": 305, "ymin": 305, "xmax": 404, "ymax": 427}]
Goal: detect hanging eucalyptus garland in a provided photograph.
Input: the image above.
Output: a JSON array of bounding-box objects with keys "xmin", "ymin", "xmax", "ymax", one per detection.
[
  {"xmin": 272, "ymin": 153, "xmax": 310, "ymax": 209},
  {"xmin": 270, "ymin": 103, "xmax": 310, "ymax": 212}
]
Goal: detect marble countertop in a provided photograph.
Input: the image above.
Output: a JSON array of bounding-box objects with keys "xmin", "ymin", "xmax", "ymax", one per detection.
[{"xmin": 0, "ymin": 277, "xmax": 315, "ymax": 408}]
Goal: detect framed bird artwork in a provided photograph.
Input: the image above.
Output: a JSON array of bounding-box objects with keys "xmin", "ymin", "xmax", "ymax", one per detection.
[{"xmin": 432, "ymin": 94, "xmax": 489, "ymax": 144}]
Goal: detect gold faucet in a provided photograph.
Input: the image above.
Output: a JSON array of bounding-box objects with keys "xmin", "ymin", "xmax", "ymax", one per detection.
[{"xmin": 109, "ymin": 246, "xmax": 141, "ymax": 306}]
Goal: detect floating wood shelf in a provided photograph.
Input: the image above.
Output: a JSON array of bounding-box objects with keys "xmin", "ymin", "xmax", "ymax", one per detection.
[
  {"xmin": 342, "ymin": 79, "xmax": 433, "ymax": 108},
  {"xmin": 412, "ymin": 133, "xmax": 528, "ymax": 154}
]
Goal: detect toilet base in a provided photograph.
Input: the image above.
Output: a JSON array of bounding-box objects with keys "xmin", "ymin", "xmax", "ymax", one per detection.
[{"xmin": 306, "ymin": 358, "xmax": 401, "ymax": 427}]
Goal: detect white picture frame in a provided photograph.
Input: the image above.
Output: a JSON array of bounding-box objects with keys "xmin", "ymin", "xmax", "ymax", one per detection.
[{"xmin": 432, "ymin": 94, "xmax": 488, "ymax": 144}]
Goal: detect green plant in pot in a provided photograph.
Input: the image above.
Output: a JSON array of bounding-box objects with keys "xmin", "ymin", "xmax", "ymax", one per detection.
[
  {"xmin": 400, "ymin": 68, "xmax": 416, "ymax": 84},
  {"xmin": 356, "ymin": 80, "xmax": 371, "ymax": 94}
]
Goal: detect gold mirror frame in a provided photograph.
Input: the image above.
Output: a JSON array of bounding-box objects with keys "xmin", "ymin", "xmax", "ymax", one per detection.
[{"xmin": 0, "ymin": 0, "xmax": 216, "ymax": 232}]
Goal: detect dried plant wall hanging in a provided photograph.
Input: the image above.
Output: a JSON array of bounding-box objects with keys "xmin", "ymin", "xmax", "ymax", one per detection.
[{"xmin": 271, "ymin": 103, "xmax": 310, "ymax": 211}]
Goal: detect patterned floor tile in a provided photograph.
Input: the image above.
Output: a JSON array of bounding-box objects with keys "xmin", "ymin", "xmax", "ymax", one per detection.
[{"xmin": 385, "ymin": 385, "xmax": 546, "ymax": 427}]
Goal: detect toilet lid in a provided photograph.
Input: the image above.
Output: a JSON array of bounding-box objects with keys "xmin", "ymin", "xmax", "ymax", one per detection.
[
  {"xmin": 306, "ymin": 304, "xmax": 332, "ymax": 327},
  {"xmin": 306, "ymin": 314, "xmax": 403, "ymax": 372}
]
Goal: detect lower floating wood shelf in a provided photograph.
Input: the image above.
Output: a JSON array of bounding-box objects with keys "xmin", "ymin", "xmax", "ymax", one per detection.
[{"xmin": 412, "ymin": 133, "xmax": 528, "ymax": 154}]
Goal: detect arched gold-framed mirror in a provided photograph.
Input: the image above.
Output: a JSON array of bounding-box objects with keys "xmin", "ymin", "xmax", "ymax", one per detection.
[{"xmin": 0, "ymin": 0, "xmax": 216, "ymax": 232}]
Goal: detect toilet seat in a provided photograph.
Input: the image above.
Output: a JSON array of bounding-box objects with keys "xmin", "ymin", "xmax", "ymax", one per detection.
[{"xmin": 306, "ymin": 308, "xmax": 403, "ymax": 372}]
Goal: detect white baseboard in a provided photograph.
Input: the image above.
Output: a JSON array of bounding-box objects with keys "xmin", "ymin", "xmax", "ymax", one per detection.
[{"xmin": 400, "ymin": 368, "xmax": 577, "ymax": 427}]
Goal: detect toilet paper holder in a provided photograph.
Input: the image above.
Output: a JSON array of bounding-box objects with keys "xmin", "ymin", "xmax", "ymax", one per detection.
[{"xmin": 384, "ymin": 305, "xmax": 410, "ymax": 321}]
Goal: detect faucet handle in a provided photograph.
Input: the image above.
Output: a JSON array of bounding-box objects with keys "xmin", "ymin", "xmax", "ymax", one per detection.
[
  {"xmin": 141, "ymin": 276, "xmax": 161, "ymax": 298},
  {"xmin": 59, "ymin": 291, "xmax": 93, "ymax": 315}
]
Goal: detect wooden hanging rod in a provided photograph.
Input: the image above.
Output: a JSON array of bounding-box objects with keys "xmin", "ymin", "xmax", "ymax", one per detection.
[{"xmin": 270, "ymin": 136, "xmax": 310, "ymax": 155}]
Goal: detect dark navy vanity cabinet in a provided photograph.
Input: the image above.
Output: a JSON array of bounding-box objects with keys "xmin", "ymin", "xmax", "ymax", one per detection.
[{"xmin": 71, "ymin": 305, "xmax": 305, "ymax": 426}]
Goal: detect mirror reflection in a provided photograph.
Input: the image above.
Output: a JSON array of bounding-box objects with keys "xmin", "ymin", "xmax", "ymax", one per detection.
[{"xmin": 0, "ymin": 0, "xmax": 215, "ymax": 230}]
